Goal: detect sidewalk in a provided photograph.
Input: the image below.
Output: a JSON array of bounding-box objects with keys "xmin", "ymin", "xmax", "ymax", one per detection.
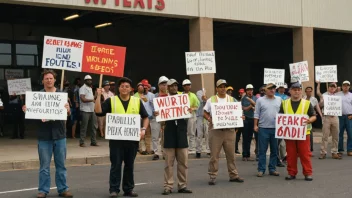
[{"xmin": 0, "ymin": 128, "xmax": 346, "ymax": 171}]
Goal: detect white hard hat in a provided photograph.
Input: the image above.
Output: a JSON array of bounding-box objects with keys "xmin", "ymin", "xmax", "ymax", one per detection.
[
  {"xmin": 182, "ymin": 79, "xmax": 192, "ymax": 86},
  {"xmin": 158, "ymin": 76, "xmax": 169, "ymax": 85},
  {"xmin": 84, "ymin": 75, "xmax": 92, "ymax": 80},
  {"xmin": 246, "ymin": 84, "xmax": 254, "ymax": 89}
]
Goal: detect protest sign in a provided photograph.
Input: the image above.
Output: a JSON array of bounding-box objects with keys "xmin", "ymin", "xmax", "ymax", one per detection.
[
  {"xmin": 82, "ymin": 42, "xmax": 126, "ymax": 77},
  {"xmin": 323, "ymin": 95, "xmax": 342, "ymax": 116},
  {"xmin": 7, "ymin": 78, "xmax": 32, "ymax": 95},
  {"xmin": 105, "ymin": 113, "xmax": 141, "ymax": 141},
  {"xmin": 185, "ymin": 51, "xmax": 216, "ymax": 75},
  {"xmin": 5, "ymin": 69, "xmax": 24, "ymax": 79},
  {"xmin": 289, "ymin": 61, "xmax": 309, "ymax": 82},
  {"xmin": 211, "ymin": 102, "xmax": 243, "ymax": 129},
  {"xmin": 263, "ymin": 68, "xmax": 285, "ymax": 86},
  {"xmin": 42, "ymin": 36, "xmax": 84, "ymax": 72},
  {"xmin": 315, "ymin": 65, "xmax": 337, "ymax": 82},
  {"xmin": 153, "ymin": 94, "xmax": 191, "ymax": 122},
  {"xmin": 25, "ymin": 91, "xmax": 68, "ymax": 120},
  {"xmin": 275, "ymin": 114, "xmax": 309, "ymax": 140}
]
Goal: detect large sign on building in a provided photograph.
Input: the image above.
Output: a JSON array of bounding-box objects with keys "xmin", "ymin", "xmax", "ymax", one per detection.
[{"xmin": 84, "ymin": 0, "xmax": 165, "ymax": 10}]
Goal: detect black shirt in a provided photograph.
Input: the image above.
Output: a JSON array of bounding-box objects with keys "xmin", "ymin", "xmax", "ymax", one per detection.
[
  {"xmin": 99, "ymin": 95, "xmax": 148, "ymax": 147},
  {"xmin": 37, "ymin": 89, "xmax": 66, "ymax": 141},
  {"xmin": 279, "ymin": 99, "xmax": 315, "ymax": 117}
]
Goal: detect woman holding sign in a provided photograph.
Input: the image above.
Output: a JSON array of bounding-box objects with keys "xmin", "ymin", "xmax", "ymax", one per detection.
[{"xmin": 279, "ymin": 82, "xmax": 316, "ymax": 181}]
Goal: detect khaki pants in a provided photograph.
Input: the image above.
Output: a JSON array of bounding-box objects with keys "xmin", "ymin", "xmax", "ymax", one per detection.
[
  {"xmin": 196, "ymin": 117, "xmax": 209, "ymax": 153},
  {"xmin": 164, "ymin": 148, "xmax": 188, "ymax": 190},
  {"xmin": 321, "ymin": 116, "xmax": 339, "ymax": 154},
  {"xmin": 139, "ymin": 124, "xmax": 152, "ymax": 153},
  {"xmin": 208, "ymin": 128, "xmax": 238, "ymax": 179},
  {"xmin": 187, "ymin": 114, "xmax": 197, "ymax": 151}
]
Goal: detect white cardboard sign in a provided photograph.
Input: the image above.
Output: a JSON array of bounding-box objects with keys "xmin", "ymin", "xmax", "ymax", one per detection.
[
  {"xmin": 25, "ymin": 91, "xmax": 68, "ymax": 120},
  {"xmin": 185, "ymin": 51, "xmax": 216, "ymax": 75},
  {"xmin": 323, "ymin": 95, "xmax": 342, "ymax": 116},
  {"xmin": 211, "ymin": 102, "xmax": 243, "ymax": 129},
  {"xmin": 263, "ymin": 68, "xmax": 285, "ymax": 86},
  {"xmin": 42, "ymin": 36, "xmax": 84, "ymax": 72},
  {"xmin": 315, "ymin": 65, "xmax": 338, "ymax": 82},
  {"xmin": 275, "ymin": 114, "xmax": 309, "ymax": 140},
  {"xmin": 5, "ymin": 69, "xmax": 24, "ymax": 79},
  {"xmin": 105, "ymin": 113, "xmax": 141, "ymax": 141},
  {"xmin": 289, "ymin": 61, "xmax": 309, "ymax": 82},
  {"xmin": 7, "ymin": 78, "xmax": 32, "ymax": 95},
  {"xmin": 153, "ymin": 94, "xmax": 191, "ymax": 122}
]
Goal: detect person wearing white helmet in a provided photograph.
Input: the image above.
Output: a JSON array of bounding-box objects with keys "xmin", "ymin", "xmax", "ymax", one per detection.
[
  {"xmin": 79, "ymin": 75, "xmax": 98, "ymax": 147},
  {"xmin": 182, "ymin": 79, "xmax": 200, "ymax": 155}
]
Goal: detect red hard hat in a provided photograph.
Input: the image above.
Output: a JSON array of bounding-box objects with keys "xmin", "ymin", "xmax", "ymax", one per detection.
[{"xmin": 141, "ymin": 79, "xmax": 149, "ymax": 86}]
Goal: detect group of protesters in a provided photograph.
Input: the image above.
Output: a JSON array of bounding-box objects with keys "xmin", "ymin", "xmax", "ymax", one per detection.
[{"xmin": 21, "ymin": 69, "xmax": 352, "ymax": 198}]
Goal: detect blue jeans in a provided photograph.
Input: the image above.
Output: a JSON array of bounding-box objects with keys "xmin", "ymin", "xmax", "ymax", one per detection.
[
  {"xmin": 258, "ymin": 128, "xmax": 278, "ymax": 173},
  {"xmin": 38, "ymin": 138, "xmax": 68, "ymax": 194},
  {"xmin": 338, "ymin": 115, "xmax": 352, "ymax": 152}
]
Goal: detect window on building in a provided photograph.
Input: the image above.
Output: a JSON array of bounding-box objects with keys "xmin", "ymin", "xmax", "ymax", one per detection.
[
  {"xmin": 0, "ymin": 43, "xmax": 12, "ymax": 66},
  {"xmin": 16, "ymin": 44, "xmax": 39, "ymax": 66}
]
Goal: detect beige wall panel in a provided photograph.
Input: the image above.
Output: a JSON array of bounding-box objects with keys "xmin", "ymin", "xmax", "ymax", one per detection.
[
  {"xmin": 1, "ymin": 0, "xmax": 199, "ymax": 18},
  {"xmin": 302, "ymin": 0, "xmax": 352, "ymax": 32},
  {"xmin": 203, "ymin": 0, "xmax": 302, "ymax": 27}
]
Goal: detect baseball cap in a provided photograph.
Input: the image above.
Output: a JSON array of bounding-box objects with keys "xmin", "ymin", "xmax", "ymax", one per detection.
[
  {"xmin": 216, "ymin": 79, "xmax": 227, "ymax": 87},
  {"xmin": 141, "ymin": 79, "xmax": 149, "ymax": 86},
  {"xmin": 290, "ymin": 82, "xmax": 302, "ymax": 89},
  {"xmin": 84, "ymin": 75, "xmax": 92, "ymax": 80},
  {"xmin": 226, "ymin": 86, "xmax": 234, "ymax": 91},
  {"xmin": 158, "ymin": 76, "xmax": 169, "ymax": 85},
  {"xmin": 136, "ymin": 82, "xmax": 143, "ymax": 88},
  {"xmin": 265, "ymin": 83, "xmax": 277, "ymax": 90},
  {"xmin": 328, "ymin": 82, "xmax": 337, "ymax": 87},
  {"xmin": 103, "ymin": 80, "xmax": 110, "ymax": 86},
  {"xmin": 182, "ymin": 79, "xmax": 192, "ymax": 86},
  {"xmin": 167, "ymin": 79, "xmax": 178, "ymax": 86},
  {"xmin": 343, "ymin": 81, "xmax": 350, "ymax": 85},
  {"xmin": 246, "ymin": 84, "xmax": 254, "ymax": 89},
  {"xmin": 277, "ymin": 83, "xmax": 288, "ymax": 89},
  {"xmin": 109, "ymin": 81, "xmax": 115, "ymax": 85},
  {"xmin": 239, "ymin": 88, "xmax": 245, "ymax": 93}
]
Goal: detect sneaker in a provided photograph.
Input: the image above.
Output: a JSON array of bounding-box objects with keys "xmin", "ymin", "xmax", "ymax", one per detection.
[
  {"xmin": 229, "ymin": 177, "xmax": 244, "ymax": 183},
  {"xmin": 123, "ymin": 191, "xmax": 138, "ymax": 197},
  {"xmin": 319, "ymin": 154, "xmax": 326, "ymax": 159},
  {"xmin": 37, "ymin": 192, "xmax": 47, "ymax": 198},
  {"xmin": 58, "ymin": 190, "xmax": 73, "ymax": 197},
  {"xmin": 285, "ymin": 175, "xmax": 296, "ymax": 180},
  {"xmin": 257, "ymin": 172, "xmax": 264, "ymax": 177},
  {"xmin": 152, "ymin": 154, "xmax": 159, "ymax": 160},
  {"xmin": 162, "ymin": 189, "xmax": 172, "ymax": 195},
  {"xmin": 196, "ymin": 153, "xmax": 201, "ymax": 158},
  {"xmin": 337, "ymin": 152, "xmax": 343, "ymax": 157},
  {"xmin": 305, "ymin": 175, "xmax": 313, "ymax": 181},
  {"xmin": 109, "ymin": 192, "xmax": 118, "ymax": 198},
  {"xmin": 178, "ymin": 188, "xmax": 192, "ymax": 193},
  {"xmin": 269, "ymin": 171, "xmax": 280, "ymax": 176},
  {"xmin": 208, "ymin": 178, "xmax": 216, "ymax": 185}
]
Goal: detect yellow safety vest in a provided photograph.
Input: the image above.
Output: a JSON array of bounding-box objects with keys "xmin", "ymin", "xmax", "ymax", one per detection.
[
  {"xmin": 210, "ymin": 95, "xmax": 235, "ymax": 103},
  {"xmin": 110, "ymin": 96, "xmax": 140, "ymax": 114},
  {"xmin": 282, "ymin": 99, "xmax": 312, "ymax": 135}
]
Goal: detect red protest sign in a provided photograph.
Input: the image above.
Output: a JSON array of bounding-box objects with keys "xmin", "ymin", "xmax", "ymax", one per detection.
[
  {"xmin": 82, "ymin": 42, "xmax": 126, "ymax": 77},
  {"xmin": 275, "ymin": 114, "xmax": 309, "ymax": 140},
  {"xmin": 153, "ymin": 94, "xmax": 191, "ymax": 122}
]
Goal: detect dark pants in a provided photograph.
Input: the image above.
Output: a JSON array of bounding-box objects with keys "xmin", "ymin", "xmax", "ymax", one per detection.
[
  {"xmin": 235, "ymin": 127, "xmax": 243, "ymax": 151},
  {"xmin": 109, "ymin": 140, "xmax": 138, "ymax": 194},
  {"xmin": 10, "ymin": 104, "xmax": 25, "ymax": 138},
  {"xmin": 242, "ymin": 118, "xmax": 254, "ymax": 157}
]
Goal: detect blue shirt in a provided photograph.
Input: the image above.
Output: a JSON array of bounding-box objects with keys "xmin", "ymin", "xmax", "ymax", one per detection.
[
  {"xmin": 254, "ymin": 96, "xmax": 282, "ymax": 128},
  {"xmin": 275, "ymin": 92, "xmax": 288, "ymax": 100},
  {"xmin": 241, "ymin": 95, "xmax": 257, "ymax": 118}
]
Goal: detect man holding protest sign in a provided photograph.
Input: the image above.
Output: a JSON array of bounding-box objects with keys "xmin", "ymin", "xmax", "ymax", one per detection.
[
  {"xmin": 316, "ymin": 82, "xmax": 342, "ymax": 159},
  {"xmin": 95, "ymin": 77, "xmax": 149, "ymax": 198},
  {"xmin": 23, "ymin": 69, "xmax": 73, "ymax": 198},
  {"xmin": 154, "ymin": 79, "xmax": 193, "ymax": 195},
  {"xmin": 254, "ymin": 83, "xmax": 281, "ymax": 177},
  {"xmin": 278, "ymin": 82, "xmax": 316, "ymax": 181},
  {"xmin": 204, "ymin": 79, "xmax": 244, "ymax": 185}
]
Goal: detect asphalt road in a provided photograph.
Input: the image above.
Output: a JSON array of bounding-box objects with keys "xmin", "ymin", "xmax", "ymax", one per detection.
[{"xmin": 0, "ymin": 148, "xmax": 351, "ymax": 198}]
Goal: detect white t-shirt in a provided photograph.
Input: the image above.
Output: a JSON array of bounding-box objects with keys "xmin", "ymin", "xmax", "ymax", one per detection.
[
  {"xmin": 204, "ymin": 95, "xmax": 233, "ymax": 115},
  {"xmin": 79, "ymin": 84, "xmax": 95, "ymax": 112}
]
